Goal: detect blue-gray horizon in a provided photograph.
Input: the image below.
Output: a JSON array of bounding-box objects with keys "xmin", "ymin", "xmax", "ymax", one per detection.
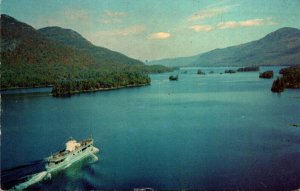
[{"xmin": 2, "ymin": 0, "xmax": 300, "ymax": 61}]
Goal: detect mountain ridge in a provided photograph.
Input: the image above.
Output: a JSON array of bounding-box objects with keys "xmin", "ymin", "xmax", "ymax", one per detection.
[
  {"xmin": 149, "ymin": 27, "xmax": 300, "ymax": 67},
  {"xmin": 38, "ymin": 26, "xmax": 143, "ymax": 66}
]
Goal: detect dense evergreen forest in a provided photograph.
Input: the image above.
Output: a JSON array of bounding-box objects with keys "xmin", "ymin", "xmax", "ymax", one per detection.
[{"xmin": 0, "ymin": 14, "xmax": 172, "ymax": 96}]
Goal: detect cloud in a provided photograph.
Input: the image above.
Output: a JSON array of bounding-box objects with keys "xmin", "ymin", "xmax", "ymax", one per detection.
[
  {"xmin": 186, "ymin": 2, "xmax": 275, "ymax": 33},
  {"xmin": 105, "ymin": 10, "xmax": 127, "ymax": 17},
  {"xmin": 189, "ymin": 18, "xmax": 276, "ymax": 32},
  {"xmin": 205, "ymin": 0, "xmax": 233, "ymax": 9},
  {"xmin": 95, "ymin": 25, "xmax": 146, "ymax": 37},
  {"xmin": 217, "ymin": 18, "xmax": 276, "ymax": 29},
  {"xmin": 190, "ymin": 25, "xmax": 214, "ymax": 32},
  {"xmin": 239, "ymin": 18, "xmax": 275, "ymax": 26},
  {"xmin": 217, "ymin": 21, "xmax": 239, "ymax": 29},
  {"xmin": 149, "ymin": 32, "xmax": 171, "ymax": 40},
  {"xmin": 101, "ymin": 10, "xmax": 127, "ymax": 24},
  {"xmin": 188, "ymin": 6, "xmax": 230, "ymax": 22}
]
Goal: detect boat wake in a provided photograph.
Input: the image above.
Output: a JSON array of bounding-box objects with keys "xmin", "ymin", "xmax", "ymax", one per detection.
[
  {"xmin": 1, "ymin": 159, "xmax": 45, "ymax": 190},
  {"xmin": 90, "ymin": 153, "xmax": 99, "ymax": 163},
  {"xmin": 5, "ymin": 154, "xmax": 99, "ymax": 190},
  {"xmin": 11, "ymin": 171, "xmax": 50, "ymax": 190},
  {"xmin": 2, "ymin": 159, "xmax": 44, "ymax": 173},
  {"xmin": 3, "ymin": 137, "xmax": 99, "ymax": 190}
]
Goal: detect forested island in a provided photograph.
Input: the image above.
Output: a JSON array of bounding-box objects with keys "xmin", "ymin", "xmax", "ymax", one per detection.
[
  {"xmin": 197, "ymin": 69, "xmax": 205, "ymax": 75},
  {"xmin": 169, "ymin": 75, "xmax": 178, "ymax": 81},
  {"xmin": 52, "ymin": 72, "xmax": 150, "ymax": 97},
  {"xmin": 224, "ymin": 69, "xmax": 237, "ymax": 74},
  {"xmin": 259, "ymin": 71, "xmax": 274, "ymax": 78},
  {"xmin": 237, "ymin": 66, "xmax": 259, "ymax": 72},
  {"xmin": 271, "ymin": 66, "xmax": 300, "ymax": 92},
  {"xmin": 0, "ymin": 14, "xmax": 172, "ymax": 97}
]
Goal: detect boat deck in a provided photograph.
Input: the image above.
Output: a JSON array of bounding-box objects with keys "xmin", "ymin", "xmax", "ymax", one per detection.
[{"xmin": 47, "ymin": 138, "xmax": 93, "ymax": 162}]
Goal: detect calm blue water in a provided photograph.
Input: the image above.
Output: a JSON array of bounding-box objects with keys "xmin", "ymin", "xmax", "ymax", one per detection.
[{"xmin": 1, "ymin": 67, "xmax": 300, "ymax": 190}]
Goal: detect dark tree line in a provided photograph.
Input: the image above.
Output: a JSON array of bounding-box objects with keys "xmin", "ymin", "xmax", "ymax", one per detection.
[
  {"xmin": 52, "ymin": 72, "xmax": 151, "ymax": 97},
  {"xmin": 271, "ymin": 66, "xmax": 300, "ymax": 92}
]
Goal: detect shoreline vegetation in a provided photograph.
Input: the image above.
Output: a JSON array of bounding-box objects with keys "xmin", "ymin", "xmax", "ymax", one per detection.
[
  {"xmin": 2, "ymin": 66, "xmax": 300, "ymax": 96},
  {"xmin": 271, "ymin": 66, "xmax": 300, "ymax": 93},
  {"xmin": 0, "ymin": 66, "xmax": 171, "ymax": 97},
  {"xmin": 0, "ymin": 66, "xmax": 173, "ymax": 94},
  {"xmin": 52, "ymin": 83, "xmax": 150, "ymax": 97},
  {"xmin": 51, "ymin": 72, "xmax": 151, "ymax": 97},
  {"xmin": 0, "ymin": 85, "xmax": 53, "ymax": 91}
]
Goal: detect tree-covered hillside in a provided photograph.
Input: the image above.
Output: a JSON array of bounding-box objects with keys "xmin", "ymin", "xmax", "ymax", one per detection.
[
  {"xmin": 0, "ymin": 14, "xmax": 172, "ymax": 96},
  {"xmin": 38, "ymin": 26, "xmax": 143, "ymax": 66}
]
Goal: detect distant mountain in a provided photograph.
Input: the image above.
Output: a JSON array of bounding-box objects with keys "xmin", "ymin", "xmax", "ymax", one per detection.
[
  {"xmin": 38, "ymin": 26, "xmax": 143, "ymax": 66},
  {"xmin": 148, "ymin": 55, "xmax": 198, "ymax": 67},
  {"xmin": 149, "ymin": 27, "xmax": 300, "ymax": 67}
]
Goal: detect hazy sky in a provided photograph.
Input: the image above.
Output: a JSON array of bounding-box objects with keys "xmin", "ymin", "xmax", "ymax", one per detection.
[{"xmin": 2, "ymin": 0, "xmax": 300, "ymax": 61}]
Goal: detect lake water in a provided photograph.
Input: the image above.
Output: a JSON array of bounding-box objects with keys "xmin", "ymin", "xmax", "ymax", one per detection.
[{"xmin": 1, "ymin": 67, "xmax": 300, "ymax": 190}]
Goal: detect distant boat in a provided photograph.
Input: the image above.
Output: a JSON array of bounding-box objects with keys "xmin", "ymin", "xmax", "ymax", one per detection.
[
  {"xmin": 46, "ymin": 137, "xmax": 99, "ymax": 172},
  {"xmin": 169, "ymin": 75, "xmax": 178, "ymax": 81}
]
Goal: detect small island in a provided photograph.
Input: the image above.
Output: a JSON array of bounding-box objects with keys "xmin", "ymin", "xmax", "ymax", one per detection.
[
  {"xmin": 169, "ymin": 75, "xmax": 178, "ymax": 81},
  {"xmin": 289, "ymin": 124, "xmax": 300, "ymax": 127},
  {"xmin": 224, "ymin": 69, "xmax": 236, "ymax": 74},
  {"xmin": 271, "ymin": 66, "xmax": 300, "ymax": 93},
  {"xmin": 259, "ymin": 71, "xmax": 274, "ymax": 79},
  {"xmin": 52, "ymin": 72, "xmax": 151, "ymax": 97},
  {"xmin": 197, "ymin": 69, "xmax": 205, "ymax": 75},
  {"xmin": 237, "ymin": 66, "xmax": 259, "ymax": 72}
]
